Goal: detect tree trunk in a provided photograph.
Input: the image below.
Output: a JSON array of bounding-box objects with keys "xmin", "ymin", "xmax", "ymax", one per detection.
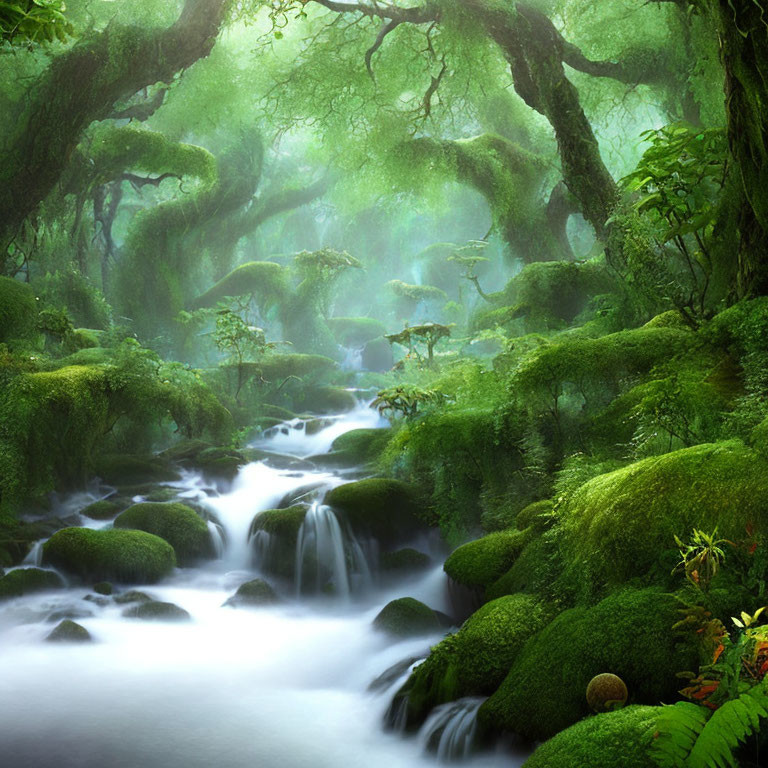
[{"xmin": 0, "ymin": 0, "xmax": 230, "ymax": 269}]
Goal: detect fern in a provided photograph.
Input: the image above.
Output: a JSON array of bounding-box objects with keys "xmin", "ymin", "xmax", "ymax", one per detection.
[{"xmin": 652, "ymin": 683, "xmax": 768, "ymax": 768}]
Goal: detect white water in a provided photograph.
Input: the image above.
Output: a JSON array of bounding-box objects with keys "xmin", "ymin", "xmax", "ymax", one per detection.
[{"xmin": 0, "ymin": 404, "xmax": 524, "ymax": 768}]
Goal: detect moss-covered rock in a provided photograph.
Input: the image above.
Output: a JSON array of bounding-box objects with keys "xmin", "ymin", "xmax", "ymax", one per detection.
[
  {"xmin": 80, "ymin": 499, "xmax": 122, "ymax": 520},
  {"xmin": 46, "ymin": 619, "xmax": 92, "ymax": 643},
  {"xmin": 444, "ymin": 528, "xmax": 534, "ymax": 592},
  {"xmin": 362, "ymin": 336, "xmax": 394, "ymax": 372},
  {"xmin": 373, "ymin": 597, "xmax": 442, "ymax": 637},
  {"xmin": 479, "ymin": 588, "xmax": 695, "ymax": 742},
  {"xmin": 93, "ymin": 454, "xmax": 181, "ymax": 486},
  {"xmin": 298, "ymin": 386, "xmax": 358, "ymax": 414},
  {"xmin": 586, "ymin": 673, "xmax": 628, "ymax": 713},
  {"xmin": 392, "ymin": 594, "xmax": 551, "ymax": 729},
  {"xmin": 324, "ymin": 478, "xmax": 427, "ymax": 548},
  {"xmin": 327, "ymin": 317, "xmax": 388, "ymax": 348},
  {"xmin": 224, "ymin": 578, "xmax": 277, "ymax": 607},
  {"xmin": 330, "ymin": 428, "xmax": 392, "ymax": 466},
  {"xmin": 43, "ymin": 527, "xmax": 176, "ymax": 584},
  {"xmin": 114, "ymin": 502, "xmax": 213, "ymax": 566},
  {"xmin": 380, "ymin": 548, "xmax": 432, "ymax": 573},
  {"xmin": 522, "ymin": 706, "xmax": 660, "ymax": 768},
  {"xmin": 0, "ymin": 276, "xmax": 37, "ymax": 343},
  {"xmin": 0, "ymin": 567, "xmax": 63, "ymax": 600},
  {"xmin": 113, "ymin": 590, "xmax": 153, "ymax": 605},
  {"xmin": 560, "ymin": 440, "xmax": 768, "ymax": 596},
  {"xmin": 249, "ymin": 505, "xmax": 307, "ymax": 580},
  {"xmin": 123, "ymin": 600, "xmax": 190, "ymax": 621},
  {"xmin": 93, "ymin": 581, "xmax": 113, "ymax": 596},
  {"xmin": 514, "ymin": 499, "xmax": 555, "ymax": 531}
]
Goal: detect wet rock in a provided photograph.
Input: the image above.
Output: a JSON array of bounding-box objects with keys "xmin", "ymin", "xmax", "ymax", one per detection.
[
  {"xmin": 380, "ymin": 548, "xmax": 432, "ymax": 574},
  {"xmin": 123, "ymin": 600, "xmax": 191, "ymax": 621},
  {"xmin": 46, "ymin": 619, "xmax": 92, "ymax": 643},
  {"xmin": 93, "ymin": 581, "xmax": 113, "ymax": 595},
  {"xmin": 80, "ymin": 500, "xmax": 122, "ymax": 520},
  {"xmin": 373, "ymin": 597, "xmax": 442, "ymax": 637},
  {"xmin": 83, "ymin": 594, "xmax": 110, "ymax": 606},
  {"xmin": 113, "ymin": 590, "xmax": 153, "ymax": 605},
  {"xmin": 224, "ymin": 578, "xmax": 278, "ymax": 607}
]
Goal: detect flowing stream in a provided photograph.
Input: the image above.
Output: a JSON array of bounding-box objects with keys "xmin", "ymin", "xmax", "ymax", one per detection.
[{"xmin": 0, "ymin": 403, "xmax": 526, "ymax": 768}]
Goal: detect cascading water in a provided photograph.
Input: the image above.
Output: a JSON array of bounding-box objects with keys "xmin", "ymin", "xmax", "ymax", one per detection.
[
  {"xmin": 0, "ymin": 404, "xmax": 525, "ymax": 768},
  {"xmin": 419, "ymin": 698, "xmax": 486, "ymax": 762},
  {"xmin": 295, "ymin": 503, "xmax": 372, "ymax": 599}
]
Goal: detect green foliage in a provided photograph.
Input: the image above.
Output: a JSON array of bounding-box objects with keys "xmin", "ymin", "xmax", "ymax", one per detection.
[
  {"xmin": 372, "ymin": 385, "xmax": 447, "ymax": 419},
  {"xmin": 652, "ymin": 684, "xmax": 768, "ymax": 768},
  {"xmin": 0, "ymin": 0, "xmax": 73, "ymax": 46},
  {"xmin": 673, "ymin": 528, "xmax": 732, "ymax": 591}
]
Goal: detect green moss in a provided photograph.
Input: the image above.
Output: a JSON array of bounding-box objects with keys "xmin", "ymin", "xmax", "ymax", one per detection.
[
  {"xmin": 330, "ymin": 428, "xmax": 391, "ymax": 463},
  {"xmin": 93, "ymin": 454, "xmax": 180, "ymax": 487},
  {"xmin": 0, "ymin": 276, "xmax": 37, "ymax": 343},
  {"xmin": 0, "ymin": 567, "xmax": 63, "ymax": 600},
  {"xmin": 327, "ymin": 317, "xmax": 388, "ymax": 347},
  {"xmin": 249, "ymin": 505, "xmax": 307, "ymax": 579},
  {"xmin": 522, "ymin": 706, "xmax": 660, "ymax": 768},
  {"xmin": 298, "ymin": 386, "xmax": 357, "ymax": 414},
  {"xmin": 373, "ymin": 597, "xmax": 442, "ymax": 637},
  {"xmin": 444, "ymin": 528, "xmax": 534, "ymax": 591},
  {"xmin": 479, "ymin": 588, "xmax": 696, "ymax": 742},
  {"xmin": 114, "ymin": 502, "xmax": 213, "ymax": 566},
  {"xmin": 46, "ymin": 619, "xmax": 92, "ymax": 643},
  {"xmin": 224, "ymin": 578, "xmax": 277, "ymax": 607},
  {"xmin": 191, "ymin": 261, "xmax": 289, "ymax": 310},
  {"xmin": 324, "ymin": 478, "xmax": 427, "ymax": 548},
  {"xmin": 43, "ymin": 527, "xmax": 176, "ymax": 584},
  {"xmin": 643, "ymin": 310, "xmax": 689, "ymax": 329},
  {"xmin": 394, "ymin": 594, "xmax": 551, "ymax": 728},
  {"xmin": 560, "ymin": 440, "xmax": 768, "ymax": 596},
  {"xmin": 257, "ymin": 353, "xmax": 337, "ymax": 383},
  {"xmin": 515, "ymin": 499, "xmax": 554, "ymax": 531},
  {"xmin": 80, "ymin": 500, "xmax": 122, "ymax": 520}
]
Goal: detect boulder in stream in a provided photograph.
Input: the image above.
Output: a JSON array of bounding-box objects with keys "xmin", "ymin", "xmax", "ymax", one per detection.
[
  {"xmin": 46, "ymin": 619, "xmax": 92, "ymax": 643},
  {"xmin": 114, "ymin": 502, "xmax": 215, "ymax": 566},
  {"xmin": 123, "ymin": 600, "xmax": 191, "ymax": 621},
  {"xmin": 0, "ymin": 567, "xmax": 63, "ymax": 600},
  {"xmin": 43, "ymin": 528, "xmax": 176, "ymax": 584},
  {"xmin": 373, "ymin": 597, "xmax": 442, "ymax": 637},
  {"xmin": 224, "ymin": 578, "xmax": 278, "ymax": 607}
]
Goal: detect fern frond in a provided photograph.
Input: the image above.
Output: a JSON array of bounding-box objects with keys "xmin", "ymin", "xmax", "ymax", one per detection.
[
  {"xmin": 688, "ymin": 685, "xmax": 768, "ymax": 768},
  {"xmin": 651, "ymin": 702, "xmax": 709, "ymax": 768}
]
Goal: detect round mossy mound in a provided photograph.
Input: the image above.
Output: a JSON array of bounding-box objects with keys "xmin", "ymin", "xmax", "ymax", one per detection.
[
  {"xmin": 444, "ymin": 528, "xmax": 534, "ymax": 592},
  {"xmin": 80, "ymin": 500, "xmax": 122, "ymax": 520},
  {"xmin": 522, "ymin": 705, "xmax": 661, "ymax": 768},
  {"xmin": 479, "ymin": 588, "xmax": 695, "ymax": 742},
  {"xmin": 43, "ymin": 527, "xmax": 176, "ymax": 584},
  {"xmin": 46, "ymin": 619, "xmax": 92, "ymax": 643},
  {"xmin": 224, "ymin": 578, "xmax": 278, "ymax": 607},
  {"xmin": 373, "ymin": 597, "xmax": 442, "ymax": 637},
  {"xmin": 329, "ymin": 428, "xmax": 392, "ymax": 466},
  {"xmin": 123, "ymin": 600, "xmax": 191, "ymax": 621},
  {"xmin": 0, "ymin": 567, "xmax": 63, "ymax": 600},
  {"xmin": 324, "ymin": 478, "xmax": 427, "ymax": 547},
  {"xmin": 114, "ymin": 502, "xmax": 213, "ymax": 566},
  {"xmin": 560, "ymin": 440, "xmax": 768, "ymax": 596}
]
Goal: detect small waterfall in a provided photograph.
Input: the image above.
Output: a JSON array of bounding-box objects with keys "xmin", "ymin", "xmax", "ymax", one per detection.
[
  {"xmin": 340, "ymin": 345, "xmax": 363, "ymax": 371},
  {"xmin": 22, "ymin": 540, "xmax": 45, "ymax": 566},
  {"xmin": 419, "ymin": 698, "xmax": 486, "ymax": 762},
  {"xmin": 207, "ymin": 521, "xmax": 225, "ymax": 559},
  {"xmin": 295, "ymin": 503, "xmax": 371, "ymax": 599},
  {"xmin": 250, "ymin": 529, "xmax": 272, "ymax": 571}
]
